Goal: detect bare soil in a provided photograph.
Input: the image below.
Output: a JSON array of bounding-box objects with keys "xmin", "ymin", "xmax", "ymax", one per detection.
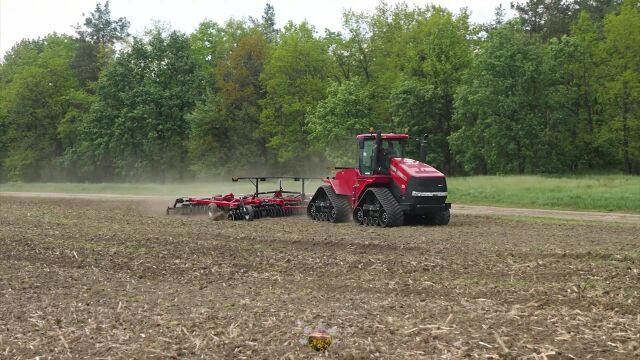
[
  {"xmin": 0, "ymin": 195, "xmax": 639, "ymax": 359},
  {"xmin": 3, "ymin": 192, "xmax": 640, "ymax": 224}
]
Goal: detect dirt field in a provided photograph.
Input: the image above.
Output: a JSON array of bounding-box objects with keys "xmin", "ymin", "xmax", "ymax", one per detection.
[{"xmin": 1, "ymin": 196, "xmax": 639, "ymax": 359}]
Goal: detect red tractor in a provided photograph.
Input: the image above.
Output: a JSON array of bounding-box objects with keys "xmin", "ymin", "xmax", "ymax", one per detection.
[{"xmin": 307, "ymin": 131, "xmax": 450, "ymax": 227}]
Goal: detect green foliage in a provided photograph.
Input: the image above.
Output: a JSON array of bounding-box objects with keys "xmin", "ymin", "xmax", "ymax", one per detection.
[
  {"xmin": 1, "ymin": 1, "xmax": 639, "ymax": 181},
  {"xmin": 259, "ymin": 21, "xmax": 332, "ymax": 164},
  {"xmin": 189, "ymin": 19, "xmax": 249, "ymax": 85},
  {"xmin": 307, "ymin": 79, "xmax": 375, "ymax": 165},
  {"xmin": 258, "ymin": 3, "xmax": 279, "ymax": 43},
  {"xmin": 338, "ymin": 10, "xmax": 374, "ymax": 82},
  {"xmin": 70, "ymin": 28, "xmax": 203, "ymax": 181},
  {"xmin": 511, "ymin": 0, "xmax": 577, "ymax": 39},
  {"xmin": 74, "ymin": 0, "xmax": 130, "ymax": 47},
  {"xmin": 57, "ymin": 89, "xmax": 95, "ymax": 150},
  {"xmin": 186, "ymin": 95, "xmax": 227, "ymax": 172},
  {"xmin": 71, "ymin": 39, "xmax": 100, "ymax": 89},
  {"xmin": 452, "ymin": 21, "xmax": 551, "ymax": 173},
  {"xmin": 544, "ymin": 12, "xmax": 611, "ymax": 169},
  {"xmin": 188, "ymin": 30, "xmax": 268, "ymax": 174},
  {"xmin": 390, "ymin": 7, "xmax": 472, "ymax": 172},
  {"xmin": 1, "ymin": 35, "xmax": 79, "ymax": 181},
  {"xmin": 599, "ymin": 0, "xmax": 640, "ymax": 173}
]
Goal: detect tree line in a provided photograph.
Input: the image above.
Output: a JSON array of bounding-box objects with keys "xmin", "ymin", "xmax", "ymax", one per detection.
[{"xmin": 0, "ymin": 0, "xmax": 638, "ymax": 182}]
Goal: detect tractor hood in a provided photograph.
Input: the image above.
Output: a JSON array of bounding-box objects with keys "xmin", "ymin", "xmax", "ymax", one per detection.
[
  {"xmin": 390, "ymin": 158, "xmax": 445, "ymax": 179},
  {"xmin": 389, "ymin": 158, "xmax": 448, "ymax": 200}
]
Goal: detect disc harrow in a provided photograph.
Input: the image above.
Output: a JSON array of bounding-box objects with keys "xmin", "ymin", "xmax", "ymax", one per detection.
[
  {"xmin": 166, "ymin": 197, "xmax": 211, "ymax": 216},
  {"xmin": 166, "ymin": 177, "xmax": 312, "ymax": 222}
]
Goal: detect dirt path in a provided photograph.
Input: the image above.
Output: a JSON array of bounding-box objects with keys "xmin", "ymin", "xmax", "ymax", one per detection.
[{"xmin": 3, "ymin": 191, "xmax": 640, "ymax": 224}]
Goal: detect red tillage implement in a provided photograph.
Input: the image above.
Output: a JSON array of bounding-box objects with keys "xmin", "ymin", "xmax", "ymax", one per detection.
[{"xmin": 166, "ymin": 177, "xmax": 312, "ymax": 221}]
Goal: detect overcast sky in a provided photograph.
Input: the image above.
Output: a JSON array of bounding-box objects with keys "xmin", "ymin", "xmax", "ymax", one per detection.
[{"xmin": 1, "ymin": 0, "xmax": 513, "ymax": 57}]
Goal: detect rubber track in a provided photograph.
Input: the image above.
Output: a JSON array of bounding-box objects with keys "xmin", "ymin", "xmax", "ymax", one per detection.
[
  {"xmin": 320, "ymin": 185, "xmax": 352, "ymax": 223},
  {"xmin": 368, "ymin": 187, "xmax": 404, "ymax": 227}
]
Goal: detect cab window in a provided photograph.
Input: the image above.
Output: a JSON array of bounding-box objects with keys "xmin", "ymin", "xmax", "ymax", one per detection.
[{"xmin": 358, "ymin": 139, "xmax": 374, "ymax": 175}]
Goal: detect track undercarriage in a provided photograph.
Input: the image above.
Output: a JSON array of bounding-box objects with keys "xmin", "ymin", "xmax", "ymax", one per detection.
[
  {"xmin": 308, "ymin": 186, "xmax": 404, "ymax": 228},
  {"xmin": 307, "ymin": 185, "xmax": 351, "ymax": 223},
  {"xmin": 352, "ymin": 187, "xmax": 404, "ymax": 227}
]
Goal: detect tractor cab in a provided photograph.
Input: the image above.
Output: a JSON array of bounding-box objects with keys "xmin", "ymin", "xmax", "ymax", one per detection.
[{"xmin": 357, "ymin": 133, "xmax": 409, "ymax": 175}]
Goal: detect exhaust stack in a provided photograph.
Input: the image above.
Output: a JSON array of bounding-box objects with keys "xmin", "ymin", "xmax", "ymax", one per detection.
[{"xmin": 419, "ymin": 134, "xmax": 428, "ymax": 163}]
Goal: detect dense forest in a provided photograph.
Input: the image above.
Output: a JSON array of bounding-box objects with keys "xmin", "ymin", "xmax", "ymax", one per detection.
[{"xmin": 0, "ymin": 0, "xmax": 638, "ymax": 182}]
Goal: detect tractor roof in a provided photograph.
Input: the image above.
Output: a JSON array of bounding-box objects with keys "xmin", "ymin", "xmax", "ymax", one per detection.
[{"xmin": 356, "ymin": 133, "xmax": 410, "ymax": 140}]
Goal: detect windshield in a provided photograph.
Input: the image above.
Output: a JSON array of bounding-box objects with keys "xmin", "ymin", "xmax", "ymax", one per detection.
[{"xmin": 359, "ymin": 139, "xmax": 405, "ymax": 175}]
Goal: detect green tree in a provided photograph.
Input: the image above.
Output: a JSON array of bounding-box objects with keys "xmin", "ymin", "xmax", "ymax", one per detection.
[
  {"xmin": 1, "ymin": 35, "xmax": 79, "ymax": 180},
  {"xmin": 510, "ymin": 0, "xmax": 576, "ymax": 39},
  {"xmin": 259, "ymin": 3, "xmax": 279, "ymax": 43},
  {"xmin": 544, "ymin": 11, "xmax": 612, "ymax": 170},
  {"xmin": 188, "ymin": 30, "xmax": 268, "ymax": 173},
  {"xmin": 58, "ymin": 0, "xmax": 132, "ymax": 178},
  {"xmin": 307, "ymin": 79, "xmax": 375, "ymax": 165},
  {"xmin": 189, "ymin": 19, "xmax": 250, "ymax": 90},
  {"xmin": 71, "ymin": 38, "xmax": 100, "ymax": 89},
  {"xmin": 186, "ymin": 96, "xmax": 227, "ymax": 173},
  {"xmin": 259, "ymin": 21, "xmax": 332, "ymax": 165},
  {"xmin": 574, "ymin": 0, "xmax": 622, "ymax": 22},
  {"xmin": 74, "ymin": 1, "xmax": 130, "ymax": 47},
  {"xmin": 367, "ymin": 1, "xmax": 416, "ymax": 103},
  {"xmin": 599, "ymin": 0, "xmax": 640, "ymax": 173},
  {"xmin": 451, "ymin": 21, "xmax": 564, "ymax": 174},
  {"xmin": 1, "ymin": 0, "xmax": 633, "ymax": 180},
  {"xmin": 392, "ymin": 7, "xmax": 472, "ymax": 173},
  {"xmin": 0, "ymin": 39, "xmax": 45, "ymax": 180},
  {"xmin": 341, "ymin": 10, "xmax": 374, "ymax": 82},
  {"xmin": 71, "ymin": 28, "xmax": 203, "ymax": 180},
  {"xmin": 72, "ymin": 1, "xmax": 130, "ymax": 91}
]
